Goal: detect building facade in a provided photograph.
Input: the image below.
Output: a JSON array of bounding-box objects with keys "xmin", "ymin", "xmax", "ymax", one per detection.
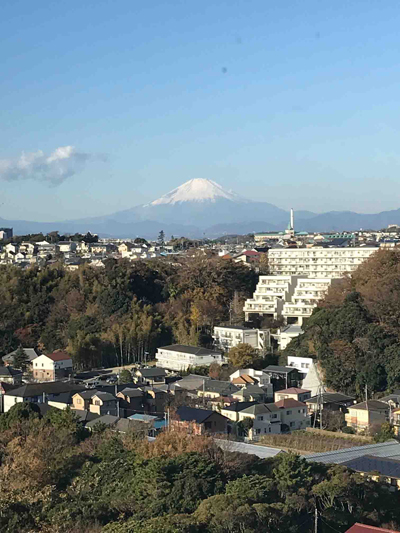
[
  {"xmin": 213, "ymin": 326, "xmax": 271, "ymax": 352},
  {"xmin": 156, "ymin": 344, "xmax": 223, "ymax": 371},
  {"xmin": 32, "ymin": 352, "xmax": 73, "ymax": 381},
  {"xmin": 268, "ymin": 247, "xmax": 377, "ymax": 278}
]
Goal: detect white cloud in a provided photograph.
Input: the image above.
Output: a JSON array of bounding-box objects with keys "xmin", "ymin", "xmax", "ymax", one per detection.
[{"xmin": 0, "ymin": 146, "xmax": 99, "ymax": 185}]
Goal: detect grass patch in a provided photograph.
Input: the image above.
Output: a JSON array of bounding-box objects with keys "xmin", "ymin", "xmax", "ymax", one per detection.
[{"xmin": 259, "ymin": 430, "xmax": 371, "ymax": 454}]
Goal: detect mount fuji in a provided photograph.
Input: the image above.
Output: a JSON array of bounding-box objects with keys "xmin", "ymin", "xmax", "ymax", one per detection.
[{"xmin": 3, "ymin": 178, "xmax": 400, "ymax": 238}]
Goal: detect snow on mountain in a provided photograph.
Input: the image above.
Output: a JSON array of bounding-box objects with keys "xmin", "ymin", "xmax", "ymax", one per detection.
[{"xmin": 148, "ymin": 179, "xmax": 248, "ymax": 206}]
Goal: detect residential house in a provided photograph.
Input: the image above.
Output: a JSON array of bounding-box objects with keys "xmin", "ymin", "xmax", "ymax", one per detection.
[
  {"xmin": 173, "ymin": 406, "xmax": 228, "ymax": 435},
  {"xmin": 32, "ymin": 351, "xmax": 73, "ymax": 381},
  {"xmin": 280, "ymin": 326, "xmax": 305, "ymax": 351},
  {"xmin": 0, "ymin": 366, "xmax": 23, "ymax": 385},
  {"xmin": 58, "ymin": 241, "xmax": 77, "ymax": 253},
  {"xmin": 220, "ymin": 402, "xmax": 257, "ymax": 422},
  {"xmin": 134, "ymin": 367, "xmax": 167, "ymax": 385},
  {"xmin": 116, "ymin": 388, "xmax": 144, "ymax": 414},
  {"xmin": 86, "ymin": 414, "xmax": 120, "ymax": 430},
  {"xmin": 89, "ymin": 392, "xmax": 119, "ymax": 416},
  {"xmin": 3, "ymin": 382, "xmax": 85, "ymax": 412},
  {"xmin": 72, "ymin": 390, "xmax": 97, "ymax": 411},
  {"xmin": 263, "ymin": 365, "xmax": 300, "ymax": 388},
  {"xmin": 275, "ymin": 387, "xmax": 311, "ymax": 403},
  {"xmin": 233, "ymin": 250, "xmax": 261, "ymax": 266},
  {"xmin": 197, "ymin": 380, "xmax": 239, "ymax": 400},
  {"xmin": 238, "ymin": 403, "xmax": 281, "ymax": 437},
  {"xmin": 380, "ymin": 391, "xmax": 400, "ymax": 409},
  {"xmin": 231, "ymin": 374, "xmax": 259, "ymax": 387},
  {"xmin": 2, "ymin": 348, "xmax": 38, "ymax": 367},
  {"xmin": 345, "ymin": 400, "xmax": 390, "ymax": 433},
  {"xmin": 156, "ymin": 344, "xmax": 223, "ymax": 371},
  {"xmin": 229, "ymin": 368, "xmax": 273, "ymax": 388},
  {"xmin": 274, "ymin": 398, "xmax": 310, "ymax": 431},
  {"xmin": 231, "ymin": 384, "xmax": 271, "ymax": 403},
  {"xmin": 306, "ymin": 392, "xmax": 356, "ymax": 414}
]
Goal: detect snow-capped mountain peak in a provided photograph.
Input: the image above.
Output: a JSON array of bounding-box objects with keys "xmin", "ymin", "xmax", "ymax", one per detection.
[{"xmin": 149, "ymin": 179, "xmax": 247, "ymax": 206}]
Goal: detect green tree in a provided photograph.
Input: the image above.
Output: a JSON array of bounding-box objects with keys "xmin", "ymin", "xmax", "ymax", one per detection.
[
  {"xmin": 372, "ymin": 422, "xmax": 395, "ymax": 442},
  {"xmin": 12, "ymin": 346, "xmax": 30, "ymax": 372},
  {"xmin": 228, "ymin": 343, "xmax": 260, "ymax": 368},
  {"xmin": 158, "ymin": 230, "xmax": 165, "ymax": 247},
  {"xmin": 273, "ymin": 453, "xmax": 312, "ymax": 497},
  {"xmin": 119, "ymin": 368, "xmax": 133, "ymax": 383}
]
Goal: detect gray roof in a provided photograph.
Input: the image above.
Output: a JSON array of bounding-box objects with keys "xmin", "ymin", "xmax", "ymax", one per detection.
[
  {"xmin": 264, "ymin": 365, "xmax": 297, "ymax": 374},
  {"xmin": 158, "ymin": 344, "xmax": 222, "ymax": 356},
  {"xmin": 305, "ymin": 440, "xmax": 400, "ymax": 465},
  {"xmin": 349, "ymin": 400, "xmax": 389, "ymax": 411},
  {"xmin": 240, "ymin": 403, "xmax": 280, "ymax": 416},
  {"xmin": 203, "ymin": 381, "xmax": 239, "ymax": 394},
  {"xmin": 93, "ymin": 391, "xmax": 117, "ymax": 401},
  {"xmin": 0, "ymin": 366, "xmax": 22, "ymax": 377},
  {"xmin": 137, "ymin": 367, "xmax": 167, "ymax": 378},
  {"xmin": 221, "ymin": 401, "xmax": 257, "ymax": 413},
  {"xmin": 3, "ymin": 348, "xmax": 38, "ymax": 362},
  {"xmin": 215, "ymin": 439, "xmax": 284, "ymax": 459},
  {"xmin": 342, "ymin": 455, "xmax": 400, "ymax": 479},
  {"xmin": 120, "ymin": 388, "xmax": 143, "ymax": 398},
  {"xmin": 6, "ymin": 382, "xmax": 85, "ymax": 398},
  {"xmin": 175, "ymin": 374, "xmax": 211, "ymax": 391},
  {"xmin": 306, "ymin": 392, "xmax": 355, "ymax": 405},
  {"xmin": 74, "ymin": 390, "xmax": 98, "ymax": 399},
  {"xmin": 86, "ymin": 414, "xmax": 119, "ymax": 428}
]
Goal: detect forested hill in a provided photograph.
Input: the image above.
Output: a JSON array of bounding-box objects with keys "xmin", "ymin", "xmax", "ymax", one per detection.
[
  {"xmin": 0, "ymin": 256, "xmax": 257, "ymax": 367},
  {"xmin": 1, "ymin": 406, "xmax": 400, "ymax": 533},
  {"xmin": 284, "ymin": 249, "xmax": 400, "ymax": 398}
]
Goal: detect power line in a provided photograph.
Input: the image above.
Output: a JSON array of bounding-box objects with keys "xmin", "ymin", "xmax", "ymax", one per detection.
[{"xmin": 319, "ymin": 517, "xmax": 344, "ymax": 533}]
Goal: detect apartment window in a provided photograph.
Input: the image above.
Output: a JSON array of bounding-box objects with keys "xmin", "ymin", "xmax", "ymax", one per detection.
[
  {"xmin": 271, "ymin": 414, "xmax": 277, "ymax": 419},
  {"xmin": 286, "ymin": 410, "xmax": 292, "ymax": 415},
  {"xmin": 290, "ymin": 422, "xmax": 295, "ymax": 427}
]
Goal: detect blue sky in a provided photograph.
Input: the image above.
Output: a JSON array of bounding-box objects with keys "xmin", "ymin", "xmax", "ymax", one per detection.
[{"xmin": 1, "ymin": 0, "xmax": 400, "ymax": 221}]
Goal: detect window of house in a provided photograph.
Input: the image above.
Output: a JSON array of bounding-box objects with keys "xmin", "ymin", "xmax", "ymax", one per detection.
[
  {"xmin": 286, "ymin": 410, "xmax": 292, "ymax": 415},
  {"xmin": 94, "ymin": 400, "xmax": 101, "ymax": 406},
  {"xmin": 271, "ymin": 414, "xmax": 277, "ymax": 419},
  {"xmin": 76, "ymin": 399, "xmax": 81, "ymax": 404},
  {"xmin": 256, "ymin": 429, "xmax": 261, "ymax": 434},
  {"xmin": 258, "ymin": 416, "xmax": 264, "ymax": 421},
  {"xmin": 290, "ymin": 421, "xmax": 295, "ymax": 427},
  {"xmin": 269, "ymin": 427, "xmax": 272, "ymax": 433}
]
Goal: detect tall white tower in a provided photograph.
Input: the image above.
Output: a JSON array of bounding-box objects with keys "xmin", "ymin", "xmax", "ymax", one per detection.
[{"xmin": 290, "ymin": 208, "xmax": 294, "ymax": 233}]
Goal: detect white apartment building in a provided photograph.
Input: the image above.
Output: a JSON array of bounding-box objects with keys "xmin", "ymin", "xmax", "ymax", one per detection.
[
  {"xmin": 244, "ymin": 275, "xmax": 335, "ymax": 326},
  {"xmin": 268, "ymin": 246, "xmax": 378, "ymax": 278},
  {"xmin": 244, "ymin": 275, "xmax": 302, "ymax": 321},
  {"xmin": 283, "ymin": 278, "xmax": 337, "ymax": 326},
  {"xmin": 213, "ymin": 326, "xmax": 270, "ymax": 352},
  {"xmin": 155, "ymin": 344, "xmax": 223, "ymax": 371}
]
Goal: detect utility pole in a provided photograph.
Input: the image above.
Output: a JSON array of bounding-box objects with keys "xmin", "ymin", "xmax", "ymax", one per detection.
[{"xmin": 314, "ymin": 507, "xmax": 318, "ymax": 533}]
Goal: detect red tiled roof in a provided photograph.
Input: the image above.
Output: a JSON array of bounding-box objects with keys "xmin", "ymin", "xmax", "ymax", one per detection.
[
  {"xmin": 276, "ymin": 387, "xmax": 311, "ymax": 394},
  {"xmin": 346, "ymin": 524, "xmax": 399, "ymax": 533},
  {"xmin": 240, "ymin": 251, "xmax": 260, "ymax": 257},
  {"xmin": 274, "ymin": 398, "xmax": 306, "ymax": 408},
  {"xmin": 46, "ymin": 351, "xmax": 71, "ymax": 361}
]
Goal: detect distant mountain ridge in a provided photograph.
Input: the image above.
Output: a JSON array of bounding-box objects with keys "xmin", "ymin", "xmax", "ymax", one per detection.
[{"xmin": 2, "ymin": 179, "xmax": 400, "ymax": 238}]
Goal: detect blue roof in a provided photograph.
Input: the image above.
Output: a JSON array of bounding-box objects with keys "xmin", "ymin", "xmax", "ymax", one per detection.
[{"xmin": 129, "ymin": 413, "xmax": 158, "ymax": 422}]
